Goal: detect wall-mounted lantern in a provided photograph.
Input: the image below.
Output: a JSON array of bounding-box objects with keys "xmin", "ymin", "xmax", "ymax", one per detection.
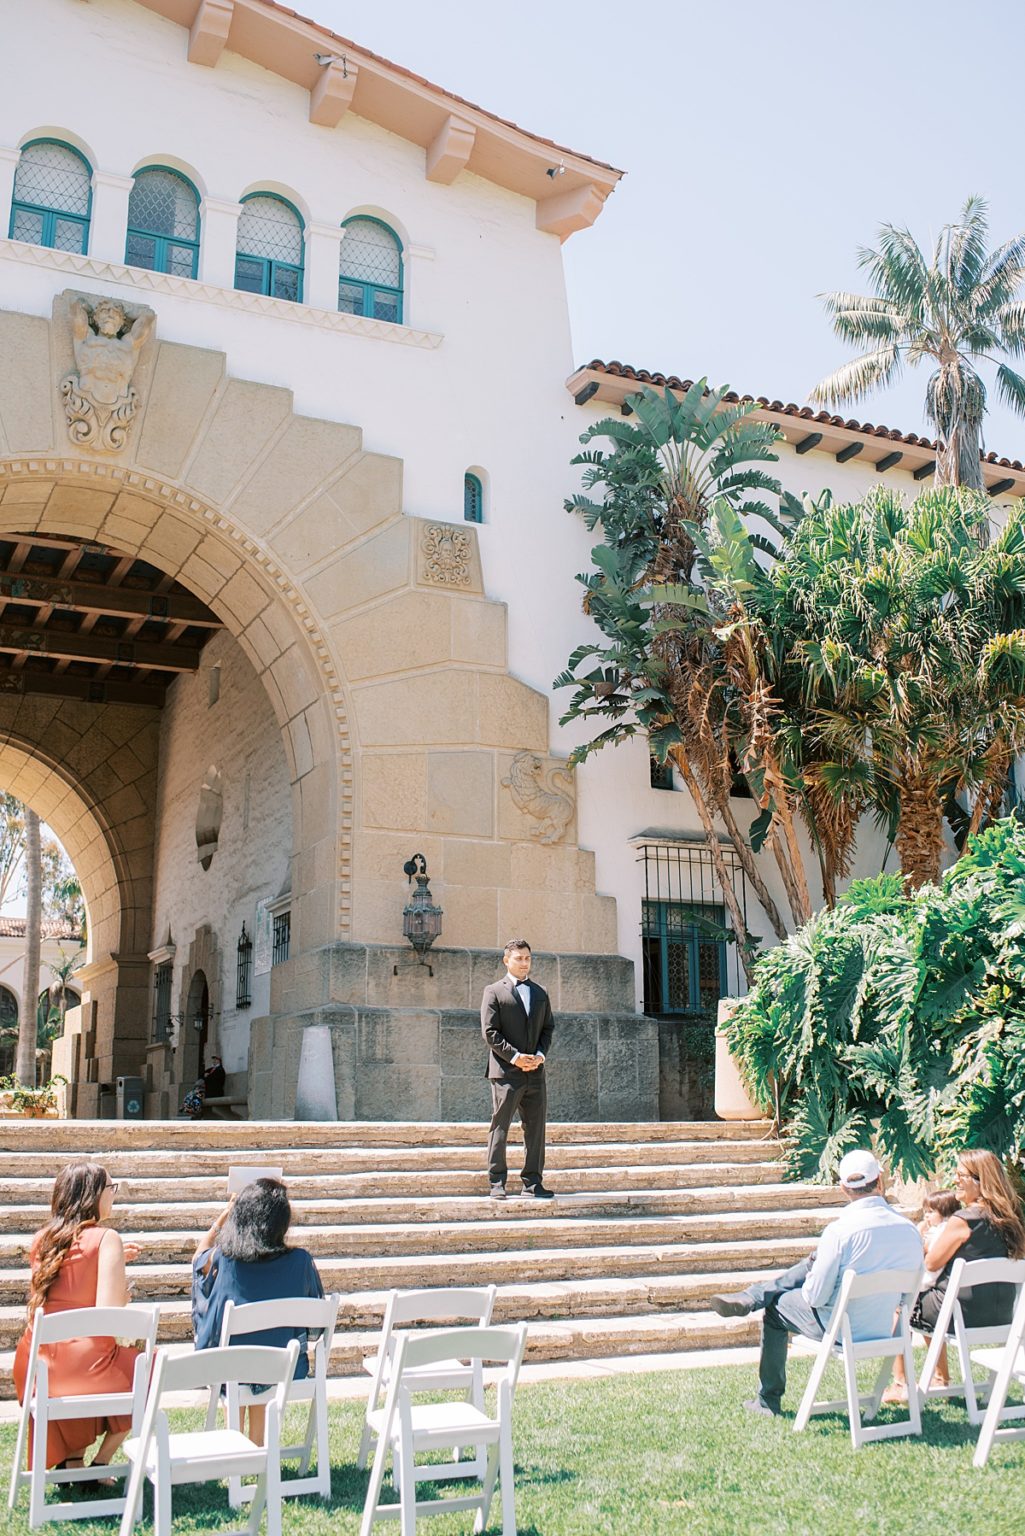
[
  {"xmin": 236, "ymin": 923, "xmax": 253, "ymax": 1009},
  {"xmin": 402, "ymin": 852, "xmax": 443, "ymax": 964}
]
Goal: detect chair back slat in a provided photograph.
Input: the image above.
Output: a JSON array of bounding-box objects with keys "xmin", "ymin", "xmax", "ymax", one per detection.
[
  {"xmin": 389, "ymin": 1286, "xmax": 496, "ymax": 1326},
  {"xmin": 220, "ymin": 1294, "xmax": 340, "ymax": 1338},
  {"xmin": 398, "ymin": 1323, "xmax": 525, "ymax": 1372},
  {"xmin": 31, "ymin": 1305, "xmax": 160, "ymax": 1347},
  {"xmin": 954, "ymin": 1257, "xmax": 1025, "ymax": 1290},
  {"xmin": 842, "ymin": 1267, "xmax": 921, "ymax": 1303},
  {"xmin": 157, "ymin": 1340, "xmax": 299, "ymax": 1394}
]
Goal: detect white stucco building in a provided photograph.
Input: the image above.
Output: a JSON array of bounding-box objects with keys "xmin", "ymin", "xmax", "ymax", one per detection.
[{"xmin": 2, "ymin": 0, "xmax": 1023, "ymax": 1117}]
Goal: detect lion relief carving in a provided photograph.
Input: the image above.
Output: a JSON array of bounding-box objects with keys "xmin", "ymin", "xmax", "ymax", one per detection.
[{"xmin": 502, "ymin": 752, "xmax": 574, "ymax": 845}]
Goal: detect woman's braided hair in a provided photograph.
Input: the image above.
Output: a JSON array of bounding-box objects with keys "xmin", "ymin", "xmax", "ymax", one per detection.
[{"xmin": 27, "ymin": 1163, "xmax": 110, "ymax": 1319}]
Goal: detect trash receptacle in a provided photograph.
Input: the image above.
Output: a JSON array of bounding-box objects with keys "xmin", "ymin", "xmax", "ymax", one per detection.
[
  {"xmin": 116, "ymin": 1076, "xmax": 146, "ymax": 1120},
  {"xmin": 98, "ymin": 1085, "xmax": 116, "ymax": 1120}
]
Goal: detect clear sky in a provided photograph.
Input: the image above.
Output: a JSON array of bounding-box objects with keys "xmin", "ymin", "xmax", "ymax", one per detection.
[{"xmin": 309, "ymin": 0, "xmax": 1025, "ymax": 457}]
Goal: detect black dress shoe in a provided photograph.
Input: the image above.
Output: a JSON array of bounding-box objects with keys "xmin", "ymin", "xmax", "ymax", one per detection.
[
  {"xmin": 523, "ymin": 1184, "xmax": 555, "ymax": 1200},
  {"xmin": 710, "ymin": 1290, "xmax": 756, "ymax": 1318},
  {"xmin": 489, "ymin": 1184, "xmax": 508, "ymax": 1200}
]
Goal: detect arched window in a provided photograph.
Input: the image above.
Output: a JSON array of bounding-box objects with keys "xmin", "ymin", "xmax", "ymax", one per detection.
[
  {"xmin": 338, "ymin": 217, "xmax": 403, "ymax": 323},
  {"xmin": 126, "ymin": 167, "xmax": 200, "ymax": 278},
  {"xmin": 464, "ymin": 473, "xmax": 484, "ymax": 524},
  {"xmin": 9, "ymin": 139, "xmax": 91, "ymax": 253},
  {"xmin": 234, "ymin": 194, "xmax": 304, "ymax": 302}
]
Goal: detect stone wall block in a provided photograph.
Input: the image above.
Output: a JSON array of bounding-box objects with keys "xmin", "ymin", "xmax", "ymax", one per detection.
[
  {"xmin": 332, "ymin": 589, "xmax": 453, "ymax": 681},
  {"xmin": 439, "ymin": 1074, "xmax": 486, "ymax": 1122},
  {"xmin": 354, "ymin": 830, "xmax": 444, "ymax": 883},
  {"xmin": 451, "ymin": 599, "xmax": 506, "ymax": 669},
  {"xmin": 356, "ymin": 1060, "xmax": 441, "ymax": 1119},
  {"xmin": 557, "ymin": 953, "xmax": 635, "ymax": 1013},
  {"xmin": 328, "ymin": 943, "xmax": 370, "ymax": 1006},
  {"xmin": 365, "ymin": 946, "xmax": 472, "ymax": 1010},
  {"xmin": 414, "ymin": 520, "xmax": 483, "ymax": 596},
  {"xmin": 353, "ymin": 670, "xmax": 477, "ymax": 748},
  {"xmin": 438, "ymin": 1011, "xmax": 486, "ymax": 1078},
  {"xmin": 362, "ymin": 753, "xmax": 427, "ymax": 832},
  {"xmin": 427, "ymin": 751, "xmax": 494, "ymax": 837},
  {"xmin": 358, "ymin": 1008, "xmax": 440, "ymax": 1065},
  {"xmin": 0, "ymin": 312, "xmax": 53, "ymax": 452},
  {"xmin": 498, "ymin": 889, "xmax": 580, "ymax": 954},
  {"xmin": 477, "ymin": 675, "xmax": 549, "ymax": 751},
  {"xmin": 545, "ymin": 1060, "xmax": 600, "ymax": 1122},
  {"xmin": 442, "ymin": 840, "xmax": 511, "ymax": 889},
  {"xmin": 231, "ymin": 415, "xmax": 363, "ymax": 537},
  {"xmin": 436, "ymin": 885, "xmax": 498, "ymax": 950},
  {"xmin": 329, "ymin": 451, "xmax": 404, "ymax": 542},
  {"xmin": 135, "ymin": 342, "xmax": 225, "ymax": 478},
  {"xmin": 185, "ymin": 379, "xmax": 294, "ymax": 507},
  {"xmin": 308, "ymin": 518, "xmax": 411, "ymax": 622}
]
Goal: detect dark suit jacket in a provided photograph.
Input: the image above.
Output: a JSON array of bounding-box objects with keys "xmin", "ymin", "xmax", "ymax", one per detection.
[{"xmin": 481, "ymin": 976, "xmax": 554, "ymax": 1082}]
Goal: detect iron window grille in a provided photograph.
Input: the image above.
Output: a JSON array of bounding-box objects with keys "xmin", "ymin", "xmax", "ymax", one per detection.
[
  {"xmin": 636, "ymin": 839, "xmax": 747, "ymax": 1013},
  {"xmin": 236, "ymin": 922, "xmax": 253, "ymax": 1009},
  {"xmin": 235, "ymin": 194, "xmax": 304, "ymax": 302},
  {"xmin": 338, "ymin": 216, "xmax": 403, "ymax": 323},
  {"xmin": 9, "ymin": 139, "xmax": 91, "ymax": 254},
  {"xmin": 152, "ymin": 961, "xmax": 173, "ymax": 1042},
  {"xmin": 649, "ymin": 755, "xmax": 675, "ymax": 790},
  {"xmin": 464, "ymin": 473, "xmax": 483, "ymax": 523},
  {"xmin": 271, "ymin": 909, "xmax": 291, "ymax": 967},
  {"xmin": 126, "ymin": 167, "xmax": 200, "ymax": 278}
]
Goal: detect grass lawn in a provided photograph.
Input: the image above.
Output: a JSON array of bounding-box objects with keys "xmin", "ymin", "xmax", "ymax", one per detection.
[{"xmin": 3, "ymin": 1357, "xmax": 1025, "ymax": 1536}]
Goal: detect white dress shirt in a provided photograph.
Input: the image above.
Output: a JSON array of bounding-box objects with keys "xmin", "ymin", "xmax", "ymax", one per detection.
[
  {"xmin": 802, "ymin": 1195, "xmax": 923, "ymax": 1339},
  {"xmin": 506, "ymin": 973, "xmax": 544, "ymax": 1065}
]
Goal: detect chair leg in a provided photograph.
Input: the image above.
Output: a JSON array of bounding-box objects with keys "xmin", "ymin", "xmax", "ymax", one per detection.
[
  {"xmin": 357, "ymin": 1416, "xmax": 374, "ymax": 1472},
  {"xmin": 28, "ymin": 1410, "xmax": 47, "ymax": 1528},
  {"xmin": 8, "ymin": 1402, "xmax": 28, "ymax": 1510},
  {"xmin": 475, "ymin": 1443, "xmax": 500, "ymax": 1535},
  {"xmin": 843, "ymin": 1349, "xmax": 864, "ymax": 1450},
  {"xmin": 794, "ymin": 1343, "xmax": 831, "ymax": 1434},
  {"xmin": 398, "ymin": 1431, "xmax": 417, "ymax": 1536},
  {"xmin": 153, "ymin": 1469, "xmax": 172, "ymax": 1536},
  {"xmin": 118, "ymin": 1460, "xmax": 146, "ymax": 1536},
  {"xmin": 247, "ymin": 1473, "xmax": 268, "ymax": 1536},
  {"xmin": 360, "ymin": 1436, "xmax": 392, "ymax": 1536},
  {"xmin": 297, "ymin": 1396, "xmax": 316, "ymax": 1477},
  {"xmin": 499, "ymin": 1421, "xmax": 516, "ymax": 1536},
  {"xmin": 314, "ymin": 1388, "xmax": 331, "ymax": 1498}
]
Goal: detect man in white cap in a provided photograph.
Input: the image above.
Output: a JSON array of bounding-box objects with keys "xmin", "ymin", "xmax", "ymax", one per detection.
[{"xmin": 710, "ymin": 1148, "xmax": 923, "ymax": 1416}]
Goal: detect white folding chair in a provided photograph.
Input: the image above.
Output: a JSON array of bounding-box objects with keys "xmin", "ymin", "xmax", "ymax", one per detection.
[
  {"xmin": 208, "ymin": 1293, "xmax": 341, "ymax": 1506},
  {"xmin": 7, "ymin": 1303, "xmax": 160, "ymax": 1528},
  {"xmin": 794, "ymin": 1266, "xmax": 923, "ymax": 1448},
  {"xmin": 358, "ymin": 1285, "xmax": 497, "ymax": 1483},
  {"xmin": 971, "ymin": 1280, "xmax": 1025, "ymax": 1467},
  {"xmin": 918, "ymin": 1257, "xmax": 1025, "ymax": 1423},
  {"xmin": 360, "ymin": 1323, "xmax": 527, "ymax": 1536},
  {"xmin": 118, "ymin": 1340, "xmax": 299, "ymax": 1536}
]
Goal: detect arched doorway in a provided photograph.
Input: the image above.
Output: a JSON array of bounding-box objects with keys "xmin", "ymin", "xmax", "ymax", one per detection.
[{"xmin": 183, "ymin": 968, "xmax": 209, "ymax": 1088}]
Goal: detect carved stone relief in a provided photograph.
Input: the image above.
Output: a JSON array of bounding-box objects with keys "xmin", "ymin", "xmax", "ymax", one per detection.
[
  {"xmin": 502, "ymin": 751, "xmax": 575, "ymax": 844},
  {"xmin": 419, "ymin": 523, "xmax": 472, "ymax": 587},
  {"xmin": 61, "ymin": 294, "xmax": 155, "ymax": 452}
]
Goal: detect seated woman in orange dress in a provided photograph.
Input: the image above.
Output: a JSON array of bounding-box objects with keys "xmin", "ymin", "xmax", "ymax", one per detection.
[{"xmin": 13, "ymin": 1161, "xmax": 142, "ymax": 1476}]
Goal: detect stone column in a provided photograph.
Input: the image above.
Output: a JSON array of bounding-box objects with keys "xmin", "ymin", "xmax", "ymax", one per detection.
[
  {"xmin": 199, "ymin": 195, "xmax": 242, "ymax": 288},
  {"xmin": 89, "ymin": 170, "xmax": 135, "ymax": 264},
  {"xmin": 305, "ymin": 220, "xmax": 344, "ymax": 312},
  {"xmin": 76, "ymin": 950, "xmax": 154, "ymax": 1088},
  {"xmin": 0, "ymin": 146, "xmax": 20, "ymax": 235}
]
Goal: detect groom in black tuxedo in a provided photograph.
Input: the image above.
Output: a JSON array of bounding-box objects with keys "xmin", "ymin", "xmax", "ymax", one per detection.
[{"xmin": 481, "ymin": 939, "xmax": 555, "ymax": 1200}]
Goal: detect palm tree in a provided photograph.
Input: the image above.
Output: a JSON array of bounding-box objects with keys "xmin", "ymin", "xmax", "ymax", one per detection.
[
  {"xmin": 15, "ymin": 808, "xmax": 40, "ymax": 1086},
  {"xmin": 770, "ymin": 485, "xmax": 1025, "ymax": 889},
  {"xmin": 812, "ymin": 198, "xmax": 1025, "ymax": 489}
]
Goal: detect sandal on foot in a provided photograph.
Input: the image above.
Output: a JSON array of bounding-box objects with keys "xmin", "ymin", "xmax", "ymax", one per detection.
[{"xmin": 881, "ymin": 1384, "xmax": 908, "ymax": 1404}]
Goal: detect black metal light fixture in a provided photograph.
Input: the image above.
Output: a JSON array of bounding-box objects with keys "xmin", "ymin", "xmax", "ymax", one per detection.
[
  {"xmin": 236, "ymin": 923, "xmax": 253, "ymax": 1009},
  {"xmin": 402, "ymin": 852, "xmax": 443, "ymax": 964}
]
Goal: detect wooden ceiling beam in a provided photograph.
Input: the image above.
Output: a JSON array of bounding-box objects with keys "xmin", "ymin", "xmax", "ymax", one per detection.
[
  {"xmin": 0, "ymin": 670, "xmax": 165, "ymax": 709},
  {"xmin": 0, "ymin": 625, "xmax": 200, "ymax": 672},
  {"xmin": 0, "ymin": 575, "xmax": 221, "ymax": 627}
]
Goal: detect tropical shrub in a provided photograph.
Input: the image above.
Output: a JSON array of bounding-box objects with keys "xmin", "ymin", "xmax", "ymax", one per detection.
[{"xmin": 723, "ymin": 817, "xmax": 1025, "ymax": 1182}]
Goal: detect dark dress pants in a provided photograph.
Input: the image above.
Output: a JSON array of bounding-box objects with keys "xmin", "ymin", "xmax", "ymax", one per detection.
[
  {"xmin": 487, "ymin": 1070, "xmax": 547, "ymax": 1189},
  {"xmin": 749, "ymin": 1254, "xmax": 825, "ymax": 1411}
]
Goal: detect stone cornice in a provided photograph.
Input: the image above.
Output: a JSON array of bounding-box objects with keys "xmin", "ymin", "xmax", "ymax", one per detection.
[{"xmin": 0, "ymin": 239, "xmax": 443, "ymax": 350}]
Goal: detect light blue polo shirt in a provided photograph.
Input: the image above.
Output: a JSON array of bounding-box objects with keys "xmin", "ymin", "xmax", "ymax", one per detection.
[{"xmin": 802, "ymin": 1196, "xmax": 923, "ymax": 1339}]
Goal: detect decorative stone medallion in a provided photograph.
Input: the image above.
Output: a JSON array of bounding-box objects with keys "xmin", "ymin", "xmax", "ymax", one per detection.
[{"xmin": 419, "ymin": 524, "xmax": 472, "ymax": 587}]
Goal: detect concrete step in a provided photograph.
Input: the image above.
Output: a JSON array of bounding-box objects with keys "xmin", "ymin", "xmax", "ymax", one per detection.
[
  {"xmin": 0, "ymin": 1267, "xmax": 783, "ymax": 1349},
  {"xmin": 0, "ymin": 1138, "xmax": 779, "ymax": 1181},
  {"xmin": 0, "ymin": 1181, "xmax": 840, "ymax": 1236},
  {"xmin": 0, "ymin": 1203, "xmax": 836, "ymax": 1269},
  {"xmin": 0, "ymin": 1119, "xmax": 772, "ymax": 1152},
  {"xmin": 0, "ymin": 1309, "xmax": 760, "ymax": 1394},
  {"xmin": 0, "ymin": 1231, "xmax": 819, "ymax": 1303},
  {"xmin": 0, "ymin": 1160, "xmax": 786, "ymax": 1207}
]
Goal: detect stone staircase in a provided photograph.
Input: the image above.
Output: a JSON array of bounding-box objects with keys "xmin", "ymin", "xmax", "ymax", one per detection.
[{"xmin": 0, "ymin": 1119, "xmax": 846, "ymax": 1394}]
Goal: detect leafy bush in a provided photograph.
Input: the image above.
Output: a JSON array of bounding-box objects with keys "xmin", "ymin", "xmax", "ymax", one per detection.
[{"xmin": 723, "ymin": 817, "xmax": 1025, "ymax": 1181}]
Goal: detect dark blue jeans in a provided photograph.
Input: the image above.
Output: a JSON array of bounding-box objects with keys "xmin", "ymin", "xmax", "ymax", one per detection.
[{"xmin": 749, "ymin": 1255, "xmax": 825, "ymax": 1412}]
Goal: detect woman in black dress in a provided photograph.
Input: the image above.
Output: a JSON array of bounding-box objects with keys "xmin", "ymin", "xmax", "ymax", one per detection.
[{"xmin": 886, "ymin": 1148, "xmax": 1025, "ymax": 1399}]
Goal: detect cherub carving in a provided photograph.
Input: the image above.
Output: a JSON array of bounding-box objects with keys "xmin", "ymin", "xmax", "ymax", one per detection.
[{"xmin": 61, "ymin": 295, "xmax": 155, "ymax": 452}]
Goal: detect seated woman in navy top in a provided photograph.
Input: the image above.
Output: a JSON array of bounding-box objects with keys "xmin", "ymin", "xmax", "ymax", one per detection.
[{"xmin": 192, "ymin": 1177, "xmax": 324, "ymax": 1441}]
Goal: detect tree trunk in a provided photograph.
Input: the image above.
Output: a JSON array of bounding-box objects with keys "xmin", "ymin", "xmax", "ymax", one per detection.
[
  {"xmin": 673, "ymin": 750, "xmax": 758, "ymax": 985},
  {"xmin": 718, "ymin": 799, "xmax": 788, "ymax": 942},
  {"xmin": 929, "ymin": 361, "xmax": 985, "ymax": 492},
  {"xmin": 15, "ymin": 808, "xmax": 41, "ymax": 1087},
  {"xmin": 895, "ymin": 768, "xmax": 946, "ymax": 890}
]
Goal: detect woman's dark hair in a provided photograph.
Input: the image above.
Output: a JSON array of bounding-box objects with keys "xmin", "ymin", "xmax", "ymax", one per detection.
[
  {"xmin": 28, "ymin": 1162, "xmax": 111, "ymax": 1317},
  {"xmin": 923, "ymin": 1190, "xmax": 960, "ymax": 1220},
  {"xmin": 218, "ymin": 1177, "xmax": 292, "ymax": 1263}
]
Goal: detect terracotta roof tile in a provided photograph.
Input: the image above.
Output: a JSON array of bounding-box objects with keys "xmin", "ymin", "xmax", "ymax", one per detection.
[
  {"xmin": 582, "ymin": 360, "xmax": 1025, "ymax": 472},
  {"xmin": 0, "ymin": 917, "xmax": 84, "ymax": 941}
]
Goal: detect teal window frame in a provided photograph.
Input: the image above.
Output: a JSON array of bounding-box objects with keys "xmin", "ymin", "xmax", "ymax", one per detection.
[
  {"xmin": 9, "ymin": 137, "xmax": 92, "ymax": 254},
  {"xmin": 338, "ymin": 215, "xmax": 403, "ymax": 324},
  {"xmin": 641, "ymin": 899, "xmax": 727, "ymax": 1017},
  {"xmin": 464, "ymin": 473, "xmax": 484, "ymax": 523},
  {"xmin": 125, "ymin": 165, "xmax": 201, "ymax": 279},
  {"xmin": 234, "ymin": 192, "xmax": 305, "ymax": 303}
]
